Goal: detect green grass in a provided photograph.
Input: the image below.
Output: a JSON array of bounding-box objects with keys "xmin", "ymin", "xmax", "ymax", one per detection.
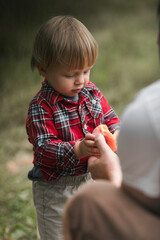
[
  {"xmin": 0, "ymin": 126, "xmax": 38, "ymax": 240},
  {"xmin": 0, "ymin": 172, "xmax": 37, "ymax": 240},
  {"xmin": 0, "ymin": 1, "xmax": 159, "ymax": 239}
]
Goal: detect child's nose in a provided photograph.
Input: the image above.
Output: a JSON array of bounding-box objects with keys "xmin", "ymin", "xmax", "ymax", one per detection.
[{"xmin": 75, "ymin": 74, "xmax": 84, "ymax": 85}]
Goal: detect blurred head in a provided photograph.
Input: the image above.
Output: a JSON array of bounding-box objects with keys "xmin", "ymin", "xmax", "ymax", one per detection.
[
  {"xmin": 31, "ymin": 15, "xmax": 98, "ymax": 72},
  {"xmin": 63, "ymin": 201, "xmax": 72, "ymax": 240}
]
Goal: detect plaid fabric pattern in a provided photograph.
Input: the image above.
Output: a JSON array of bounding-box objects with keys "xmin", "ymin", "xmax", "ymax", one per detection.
[{"xmin": 26, "ymin": 80, "xmax": 120, "ymax": 181}]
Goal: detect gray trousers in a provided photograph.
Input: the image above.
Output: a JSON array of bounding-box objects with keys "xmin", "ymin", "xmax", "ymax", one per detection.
[{"xmin": 32, "ymin": 173, "xmax": 92, "ymax": 240}]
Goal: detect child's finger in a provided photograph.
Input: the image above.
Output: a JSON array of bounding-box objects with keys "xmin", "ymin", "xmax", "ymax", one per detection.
[
  {"xmin": 85, "ymin": 133, "xmax": 95, "ymax": 141},
  {"xmin": 85, "ymin": 139, "xmax": 96, "ymax": 147}
]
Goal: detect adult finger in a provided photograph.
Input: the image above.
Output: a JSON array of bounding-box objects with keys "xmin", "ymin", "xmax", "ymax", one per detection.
[{"xmin": 94, "ymin": 133, "xmax": 112, "ymax": 154}]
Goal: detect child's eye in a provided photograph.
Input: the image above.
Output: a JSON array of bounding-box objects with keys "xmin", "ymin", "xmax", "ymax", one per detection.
[
  {"xmin": 64, "ymin": 68, "xmax": 91, "ymax": 78},
  {"xmin": 65, "ymin": 74, "xmax": 75, "ymax": 78},
  {"xmin": 84, "ymin": 70, "xmax": 89, "ymax": 74}
]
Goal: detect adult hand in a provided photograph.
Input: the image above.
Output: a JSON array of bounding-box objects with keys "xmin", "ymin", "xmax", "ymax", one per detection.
[{"xmin": 88, "ymin": 133, "xmax": 122, "ymax": 187}]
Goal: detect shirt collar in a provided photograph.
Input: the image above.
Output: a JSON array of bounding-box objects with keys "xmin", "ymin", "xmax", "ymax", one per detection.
[
  {"xmin": 41, "ymin": 79, "xmax": 63, "ymax": 105},
  {"xmin": 41, "ymin": 79, "xmax": 97, "ymax": 105}
]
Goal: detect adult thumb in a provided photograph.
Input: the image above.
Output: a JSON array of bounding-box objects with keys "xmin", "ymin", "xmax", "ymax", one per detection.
[{"xmin": 95, "ymin": 133, "xmax": 112, "ymax": 154}]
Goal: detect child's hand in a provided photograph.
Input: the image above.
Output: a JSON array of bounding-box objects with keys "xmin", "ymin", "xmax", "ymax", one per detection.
[{"xmin": 74, "ymin": 134, "xmax": 99, "ymax": 159}]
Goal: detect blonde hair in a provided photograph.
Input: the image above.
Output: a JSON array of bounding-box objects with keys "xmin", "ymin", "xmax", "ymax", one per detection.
[{"xmin": 31, "ymin": 16, "xmax": 98, "ymax": 71}]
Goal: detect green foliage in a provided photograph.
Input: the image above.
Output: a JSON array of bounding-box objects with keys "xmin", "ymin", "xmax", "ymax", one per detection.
[
  {"xmin": 0, "ymin": 169, "xmax": 37, "ymax": 239},
  {"xmin": 0, "ymin": 0, "xmax": 159, "ymax": 238}
]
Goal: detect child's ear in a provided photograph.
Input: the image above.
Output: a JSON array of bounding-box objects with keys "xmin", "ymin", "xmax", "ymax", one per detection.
[{"xmin": 37, "ymin": 65, "xmax": 47, "ymax": 77}]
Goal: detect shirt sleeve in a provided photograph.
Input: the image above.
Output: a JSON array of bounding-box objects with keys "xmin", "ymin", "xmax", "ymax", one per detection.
[
  {"xmin": 100, "ymin": 93, "xmax": 120, "ymax": 133},
  {"xmin": 26, "ymin": 103, "xmax": 79, "ymax": 170}
]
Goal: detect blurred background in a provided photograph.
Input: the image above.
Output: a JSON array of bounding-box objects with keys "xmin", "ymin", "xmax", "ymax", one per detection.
[{"xmin": 0, "ymin": 0, "xmax": 159, "ymax": 239}]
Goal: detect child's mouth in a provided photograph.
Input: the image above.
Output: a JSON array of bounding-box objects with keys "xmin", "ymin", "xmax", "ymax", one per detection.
[{"xmin": 72, "ymin": 89, "xmax": 81, "ymax": 93}]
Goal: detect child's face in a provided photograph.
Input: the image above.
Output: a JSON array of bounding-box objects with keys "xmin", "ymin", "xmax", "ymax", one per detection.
[{"xmin": 39, "ymin": 64, "xmax": 92, "ymax": 97}]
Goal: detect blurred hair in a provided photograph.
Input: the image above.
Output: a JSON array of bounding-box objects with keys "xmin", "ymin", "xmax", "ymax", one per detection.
[{"xmin": 31, "ymin": 16, "xmax": 98, "ymax": 71}]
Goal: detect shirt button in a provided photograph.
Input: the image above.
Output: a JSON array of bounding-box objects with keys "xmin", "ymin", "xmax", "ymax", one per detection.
[
  {"xmin": 92, "ymin": 99, "xmax": 96, "ymax": 104},
  {"xmin": 84, "ymin": 124, "xmax": 87, "ymax": 129}
]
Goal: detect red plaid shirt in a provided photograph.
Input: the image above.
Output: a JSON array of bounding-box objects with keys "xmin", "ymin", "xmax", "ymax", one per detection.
[{"xmin": 26, "ymin": 80, "xmax": 120, "ymax": 181}]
